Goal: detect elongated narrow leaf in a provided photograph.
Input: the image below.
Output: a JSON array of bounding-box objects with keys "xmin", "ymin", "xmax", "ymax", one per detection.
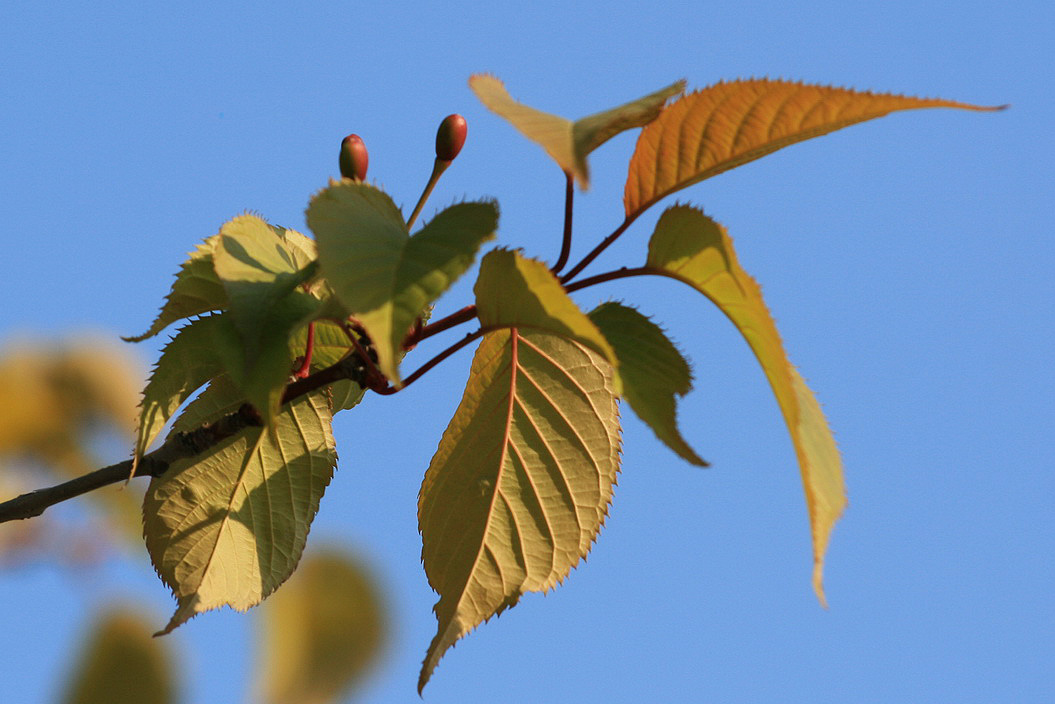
[
  {"xmin": 475, "ymin": 249, "xmax": 621, "ymax": 392},
  {"xmin": 308, "ymin": 181, "xmax": 497, "ymax": 384},
  {"xmin": 124, "ymin": 235, "xmax": 226, "ymax": 342},
  {"xmin": 255, "ymin": 549, "xmax": 387, "ymax": 704},
  {"xmin": 417, "ymin": 329, "xmax": 621, "ymax": 692},
  {"xmin": 647, "ymin": 205, "xmax": 845, "ymax": 602},
  {"xmin": 134, "ymin": 314, "xmax": 243, "ymax": 464},
  {"xmin": 144, "ymin": 392, "xmax": 337, "ymax": 635},
  {"xmin": 588, "ymin": 301, "xmax": 706, "ymax": 466},
  {"xmin": 624, "ymin": 78, "xmax": 1004, "ymax": 217},
  {"xmin": 470, "ymin": 74, "xmax": 684, "ymax": 189},
  {"xmin": 61, "ymin": 608, "xmax": 176, "ymax": 704}
]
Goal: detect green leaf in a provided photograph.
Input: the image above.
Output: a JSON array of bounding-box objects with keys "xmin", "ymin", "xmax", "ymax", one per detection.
[
  {"xmin": 214, "ymin": 214, "xmax": 322, "ymax": 424},
  {"xmin": 470, "ymin": 74, "xmax": 684, "ymax": 189},
  {"xmin": 134, "ymin": 314, "xmax": 243, "ymax": 465},
  {"xmin": 624, "ymin": 78, "xmax": 1004, "ymax": 218},
  {"xmin": 255, "ymin": 549, "xmax": 388, "ymax": 704},
  {"xmin": 646, "ymin": 205, "xmax": 846, "ymax": 603},
  {"xmin": 124, "ymin": 235, "xmax": 226, "ymax": 342},
  {"xmin": 308, "ymin": 181, "xmax": 498, "ymax": 384},
  {"xmin": 588, "ymin": 301, "xmax": 706, "ymax": 466},
  {"xmin": 144, "ymin": 392, "xmax": 337, "ymax": 635},
  {"xmin": 474, "ymin": 248, "xmax": 621, "ymax": 392},
  {"xmin": 417, "ymin": 329, "xmax": 621, "ymax": 692},
  {"xmin": 61, "ymin": 608, "xmax": 176, "ymax": 704}
]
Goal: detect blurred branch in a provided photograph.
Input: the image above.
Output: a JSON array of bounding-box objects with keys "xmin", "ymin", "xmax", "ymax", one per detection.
[{"xmin": 0, "ymin": 354, "xmax": 366, "ymax": 524}]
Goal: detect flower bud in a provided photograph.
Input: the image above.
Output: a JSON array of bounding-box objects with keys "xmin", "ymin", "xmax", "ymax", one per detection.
[
  {"xmin": 339, "ymin": 134, "xmax": 369, "ymax": 181},
  {"xmin": 435, "ymin": 114, "xmax": 467, "ymax": 162}
]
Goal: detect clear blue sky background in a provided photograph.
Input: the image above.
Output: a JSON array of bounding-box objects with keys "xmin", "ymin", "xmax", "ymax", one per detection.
[{"xmin": 1, "ymin": 2, "xmax": 1052, "ymax": 702}]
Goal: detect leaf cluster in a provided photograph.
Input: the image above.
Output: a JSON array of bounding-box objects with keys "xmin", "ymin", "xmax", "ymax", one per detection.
[{"xmin": 2, "ymin": 73, "xmax": 1001, "ymax": 694}]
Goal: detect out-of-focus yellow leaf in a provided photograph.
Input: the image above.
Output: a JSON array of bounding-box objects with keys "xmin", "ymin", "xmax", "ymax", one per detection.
[
  {"xmin": 0, "ymin": 338, "xmax": 144, "ymax": 543},
  {"xmin": 646, "ymin": 205, "xmax": 845, "ymax": 603},
  {"xmin": 255, "ymin": 549, "xmax": 388, "ymax": 704},
  {"xmin": 470, "ymin": 74, "xmax": 684, "ymax": 189},
  {"xmin": 417, "ymin": 330, "xmax": 621, "ymax": 692},
  {"xmin": 624, "ymin": 78, "xmax": 1004, "ymax": 217},
  {"xmin": 61, "ymin": 608, "xmax": 176, "ymax": 704}
]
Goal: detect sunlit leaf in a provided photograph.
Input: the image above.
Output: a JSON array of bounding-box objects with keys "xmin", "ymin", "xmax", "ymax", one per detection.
[
  {"xmin": 308, "ymin": 181, "xmax": 497, "ymax": 385},
  {"xmin": 255, "ymin": 549, "xmax": 388, "ymax": 704},
  {"xmin": 646, "ymin": 205, "xmax": 845, "ymax": 602},
  {"xmin": 124, "ymin": 235, "xmax": 226, "ymax": 342},
  {"xmin": 474, "ymin": 249, "xmax": 621, "ymax": 392},
  {"xmin": 61, "ymin": 608, "xmax": 176, "ymax": 704},
  {"xmin": 417, "ymin": 329, "xmax": 621, "ymax": 691},
  {"xmin": 144, "ymin": 392, "xmax": 337, "ymax": 635},
  {"xmin": 624, "ymin": 78, "xmax": 1004, "ymax": 217},
  {"xmin": 289, "ymin": 320, "xmax": 366, "ymax": 412},
  {"xmin": 470, "ymin": 74, "xmax": 684, "ymax": 189},
  {"xmin": 214, "ymin": 214, "xmax": 322, "ymax": 425},
  {"xmin": 134, "ymin": 314, "xmax": 242, "ymax": 464},
  {"xmin": 588, "ymin": 301, "xmax": 706, "ymax": 466}
]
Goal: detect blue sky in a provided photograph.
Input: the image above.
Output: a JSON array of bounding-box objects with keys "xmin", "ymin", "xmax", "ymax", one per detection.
[{"xmin": 1, "ymin": 1, "xmax": 1052, "ymax": 702}]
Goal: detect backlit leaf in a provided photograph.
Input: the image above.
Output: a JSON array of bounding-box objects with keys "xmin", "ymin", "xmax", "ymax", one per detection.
[
  {"xmin": 474, "ymin": 249, "xmax": 621, "ymax": 392},
  {"xmin": 588, "ymin": 301, "xmax": 706, "ymax": 466},
  {"xmin": 144, "ymin": 392, "xmax": 337, "ymax": 634},
  {"xmin": 124, "ymin": 235, "xmax": 226, "ymax": 342},
  {"xmin": 308, "ymin": 180, "xmax": 497, "ymax": 385},
  {"xmin": 214, "ymin": 215, "xmax": 322, "ymax": 425},
  {"xmin": 624, "ymin": 78, "xmax": 1004, "ymax": 217},
  {"xmin": 61, "ymin": 608, "xmax": 176, "ymax": 704},
  {"xmin": 470, "ymin": 74, "xmax": 684, "ymax": 189},
  {"xmin": 134, "ymin": 314, "xmax": 243, "ymax": 464},
  {"xmin": 255, "ymin": 549, "xmax": 387, "ymax": 704},
  {"xmin": 646, "ymin": 205, "xmax": 845, "ymax": 603},
  {"xmin": 417, "ymin": 329, "xmax": 621, "ymax": 691}
]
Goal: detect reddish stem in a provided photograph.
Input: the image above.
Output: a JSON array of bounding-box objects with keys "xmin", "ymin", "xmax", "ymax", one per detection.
[
  {"xmin": 560, "ymin": 213, "xmax": 640, "ymax": 284},
  {"xmin": 375, "ymin": 329, "xmax": 485, "ymax": 395},
  {"xmin": 418, "ymin": 304, "xmax": 477, "ymax": 342},
  {"xmin": 551, "ymin": 171, "xmax": 575, "ymax": 275},
  {"xmin": 294, "ymin": 322, "xmax": 316, "ymax": 378}
]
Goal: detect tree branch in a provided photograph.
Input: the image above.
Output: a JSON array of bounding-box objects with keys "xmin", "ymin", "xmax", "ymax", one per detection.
[{"xmin": 0, "ymin": 354, "xmax": 367, "ymax": 524}]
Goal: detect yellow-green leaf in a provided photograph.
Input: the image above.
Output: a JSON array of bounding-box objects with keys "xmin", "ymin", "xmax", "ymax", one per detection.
[
  {"xmin": 470, "ymin": 74, "xmax": 684, "ymax": 189},
  {"xmin": 214, "ymin": 214, "xmax": 322, "ymax": 425},
  {"xmin": 624, "ymin": 78, "xmax": 1004, "ymax": 217},
  {"xmin": 61, "ymin": 608, "xmax": 176, "ymax": 704},
  {"xmin": 474, "ymin": 249, "xmax": 621, "ymax": 393},
  {"xmin": 417, "ymin": 330, "xmax": 621, "ymax": 692},
  {"xmin": 255, "ymin": 549, "xmax": 388, "ymax": 704},
  {"xmin": 646, "ymin": 205, "xmax": 845, "ymax": 603},
  {"xmin": 308, "ymin": 181, "xmax": 498, "ymax": 385},
  {"xmin": 144, "ymin": 392, "xmax": 337, "ymax": 635},
  {"xmin": 124, "ymin": 234, "xmax": 226, "ymax": 342},
  {"xmin": 589, "ymin": 301, "xmax": 706, "ymax": 466},
  {"xmin": 134, "ymin": 314, "xmax": 243, "ymax": 465}
]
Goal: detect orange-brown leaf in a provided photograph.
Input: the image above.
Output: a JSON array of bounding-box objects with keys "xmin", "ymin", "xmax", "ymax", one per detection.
[{"xmin": 624, "ymin": 79, "xmax": 1004, "ymax": 217}]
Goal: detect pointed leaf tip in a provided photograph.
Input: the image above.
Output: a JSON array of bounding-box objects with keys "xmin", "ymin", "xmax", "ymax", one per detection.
[
  {"xmin": 646, "ymin": 205, "xmax": 846, "ymax": 602},
  {"xmin": 417, "ymin": 330, "xmax": 621, "ymax": 690},
  {"xmin": 625, "ymin": 78, "xmax": 1005, "ymax": 217}
]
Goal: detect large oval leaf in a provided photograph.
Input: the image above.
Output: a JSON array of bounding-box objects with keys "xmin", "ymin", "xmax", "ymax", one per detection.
[
  {"xmin": 417, "ymin": 329, "xmax": 621, "ymax": 692},
  {"xmin": 647, "ymin": 205, "xmax": 845, "ymax": 603},
  {"xmin": 624, "ymin": 78, "xmax": 1003, "ymax": 217},
  {"xmin": 144, "ymin": 392, "xmax": 337, "ymax": 634}
]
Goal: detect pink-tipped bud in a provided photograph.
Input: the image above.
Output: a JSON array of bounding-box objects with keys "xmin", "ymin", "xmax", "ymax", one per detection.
[
  {"xmin": 339, "ymin": 134, "xmax": 369, "ymax": 181},
  {"xmin": 435, "ymin": 114, "xmax": 467, "ymax": 162}
]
